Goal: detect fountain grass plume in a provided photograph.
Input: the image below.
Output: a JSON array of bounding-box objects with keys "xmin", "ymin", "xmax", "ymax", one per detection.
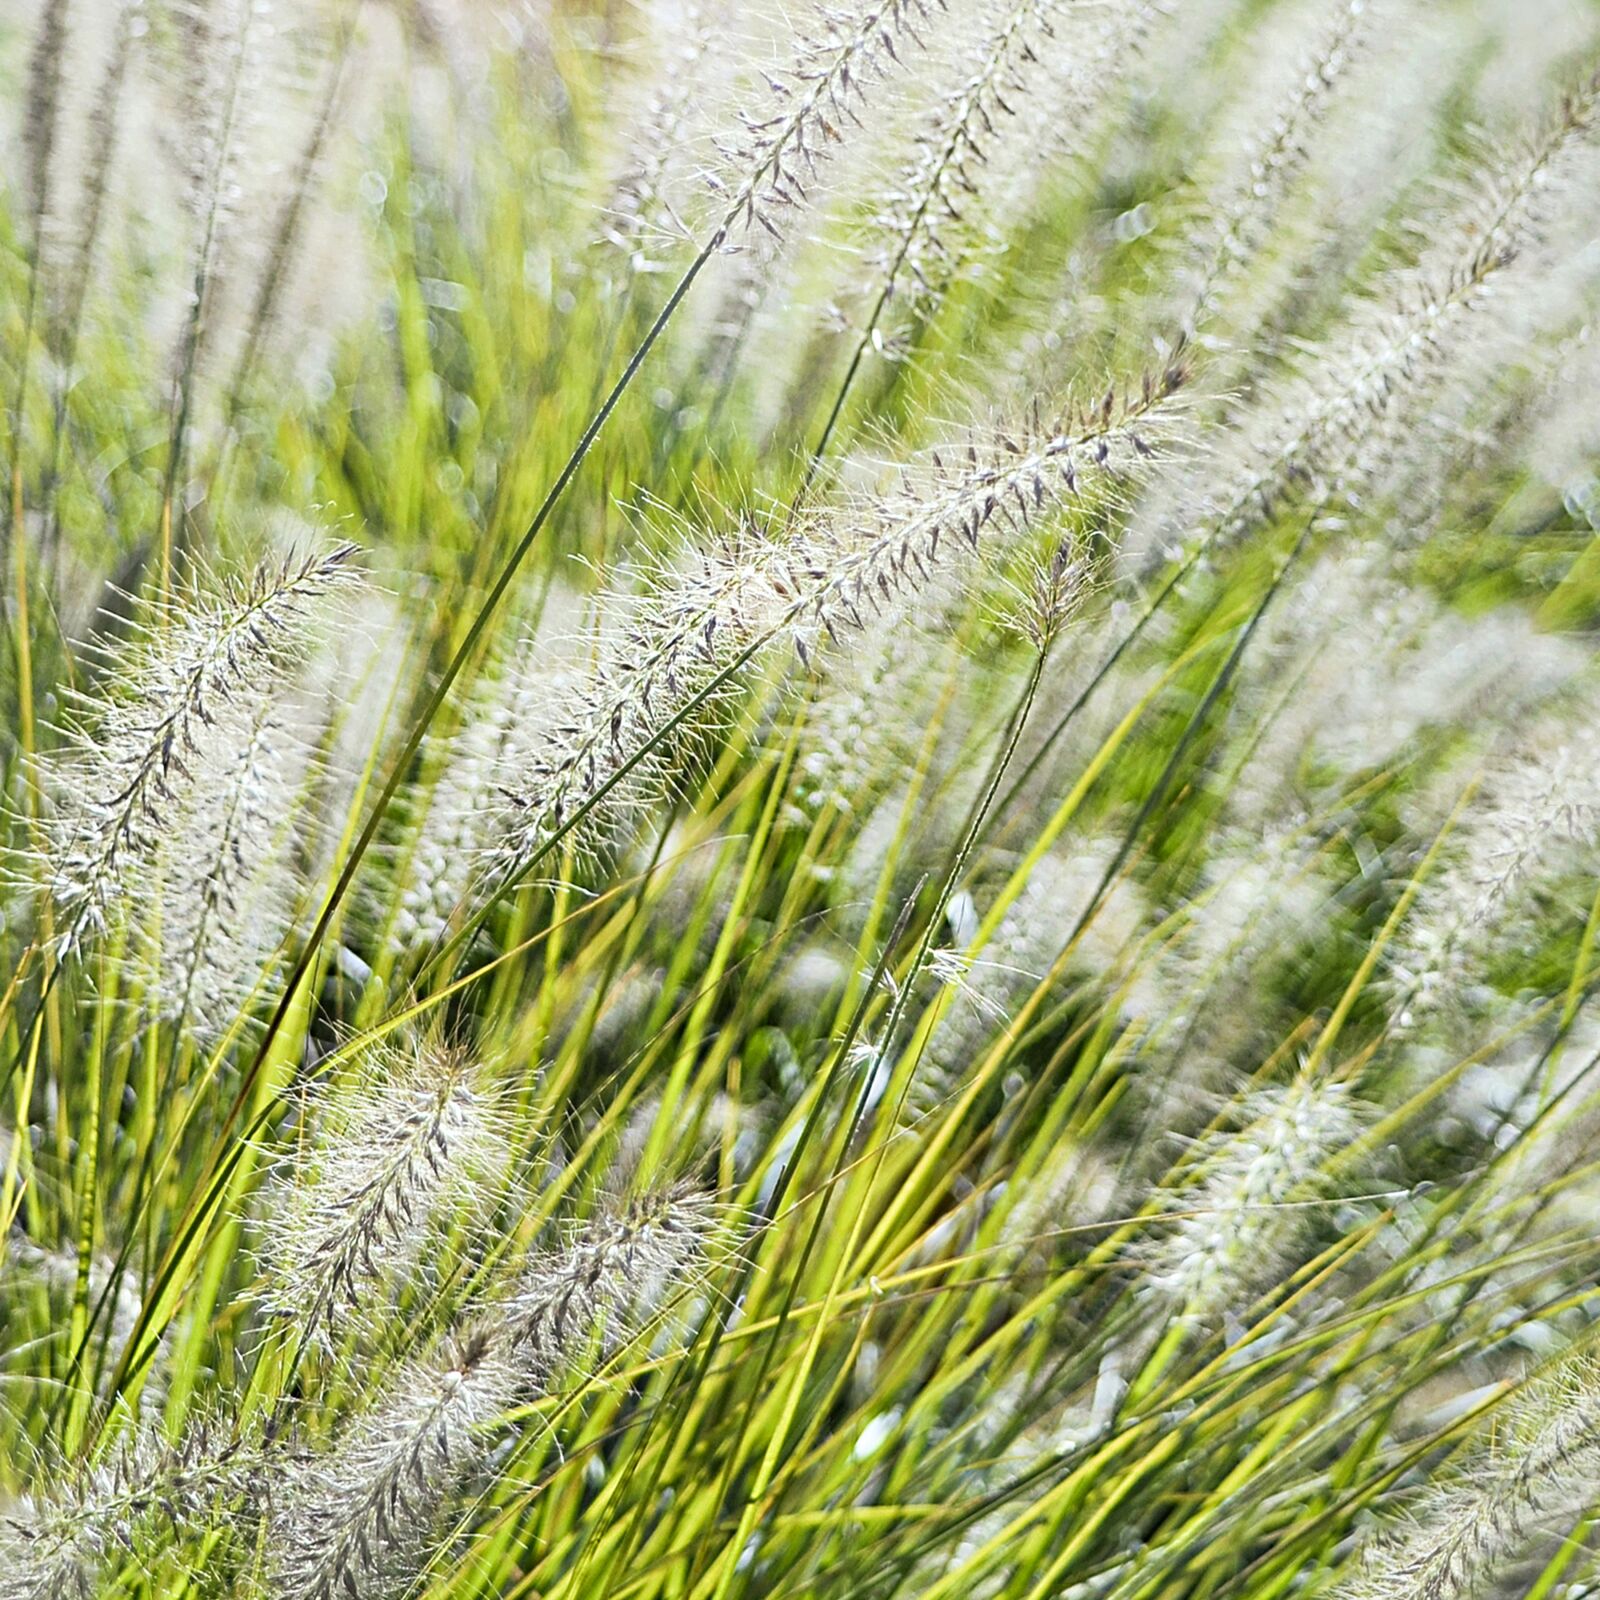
[
  {"xmin": 490, "ymin": 362, "xmax": 1187, "ymax": 883},
  {"xmin": 31, "ymin": 542, "xmax": 358, "ymax": 957},
  {"xmin": 254, "ymin": 1037, "xmax": 511, "ymax": 1351}
]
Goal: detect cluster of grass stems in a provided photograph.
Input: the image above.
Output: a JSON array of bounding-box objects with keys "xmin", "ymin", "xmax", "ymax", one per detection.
[{"xmin": 4, "ymin": 0, "xmax": 1600, "ymax": 1596}]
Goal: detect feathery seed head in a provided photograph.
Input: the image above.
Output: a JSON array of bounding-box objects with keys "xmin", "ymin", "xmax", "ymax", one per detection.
[
  {"xmin": 1185, "ymin": 0, "xmax": 1378, "ymax": 334},
  {"xmin": 269, "ymin": 1328, "xmax": 520, "ymax": 1600},
  {"xmin": 1135, "ymin": 64, "xmax": 1600, "ymax": 574},
  {"xmin": 803, "ymin": 367, "xmax": 1188, "ymax": 665},
  {"xmin": 1460, "ymin": 744, "xmax": 1600, "ymax": 928},
  {"xmin": 856, "ymin": 0, "xmax": 1065, "ymax": 324},
  {"xmin": 602, "ymin": 2, "xmax": 724, "ymax": 273},
  {"xmin": 263, "ymin": 1185, "xmax": 714, "ymax": 1596},
  {"xmin": 1004, "ymin": 535, "xmax": 1096, "ymax": 650},
  {"xmin": 160, "ymin": 0, "xmax": 266, "ymax": 240},
  {"xmin": 1343, "ymin": 1355, "xmax": 1600, "ymax": 1600},
  {"xmin": 1389, "ymin": 712, "xmax": 1600, "ymax": 1030},
  {"xmin": 795, "ymin": 620, "xmax": 931, "ymax": 818},
  {"xmin": 0, "ymin": 1423, "xmax": 242, "ymax": 1600},
  {"xmin": 1147, "ymin": 1071, "xmax": 1362, "ymax": 1321},
  {"xmin": 140, "ymin": 700, "xmax": 311, "ymax": 1041},
  {"xmin": 505, "ymin": 1182, "xmax": 718, "ymax": 1387},
  {"xmin": 487, "ymin": 370, "xmax": 1183, "ymax": 888},
  {"xmin": 709, "ymin": 0, "xmax": 932, "ymax": 246},
  {"xmin": 487, "ymin": 534, "xmax": 796, "ymax": 876},
  {"xmin": 33, "ymin": 542, "xmax": 359, "ymax": 959},
  {"xmin": 255, "ymin": 1037, "xmax": 511, "ymax": 1349}
]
